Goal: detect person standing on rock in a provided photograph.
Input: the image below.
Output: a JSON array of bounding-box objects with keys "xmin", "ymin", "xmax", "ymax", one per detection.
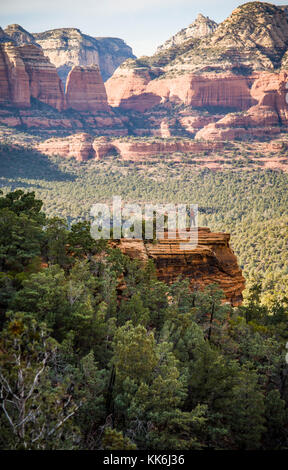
[{"xmin": 190, "ymin": 208, "xmax": 196, "ymax": 227}]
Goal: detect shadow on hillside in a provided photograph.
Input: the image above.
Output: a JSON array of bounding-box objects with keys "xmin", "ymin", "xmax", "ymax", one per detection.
[{"xmin": 0, "ymin": 147, "xmax": 76, "ymax": 182}]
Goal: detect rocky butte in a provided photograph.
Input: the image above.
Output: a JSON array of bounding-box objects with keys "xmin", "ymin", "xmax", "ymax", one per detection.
[
  {"xmin": 105, "ymin": 2, "xmax": 288, "ymax": 142},
  {"xmin": 4, "ymin": 24, "xmax": 135, "ymax": 83},
  {"xmin": 1, "ymin": 2, "xmax": 288, "ymax": 169},
  {"xmin": 0, "ymin": 33, "xmax": 65, "ymax": 110},
  {"xmin": 156, "ymin": 13, "xmax": 218, "ymax": 52},
  {"xmin": 65, "ymin": 65, "xmax": 109, "ymax": 112},
  {"xmin": 112, "ymin": 228, "xmax": 245, "ymax": 307}
]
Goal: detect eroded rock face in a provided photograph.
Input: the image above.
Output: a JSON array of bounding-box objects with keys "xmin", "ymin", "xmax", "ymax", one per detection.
[
  {"xmin": 37, "ymin": 133, "xmax": 95, "ymax": 161},
  {"xmin": 157, "ymin": 13, "xmax": 218, "ymax": 52},
  {"xmin": 250, "ymin": 71, "xmax": 288, "ymax": 123},
  {"xmin": 148, "ymin": 73, "xmax": 256, "ymax": 109},
  {"xmin": 37, "ymin": 134, "xmax": 223, "ymax": 161},
  {"xmin": 2, "ymin": 5, "xmax": 288, "ymax": 145},
  {"xmin": 195, "ymin": 71, "xmax": 288, "ymax": 141},
  {"xmin": 105, "ymin": 2, "xmax": 288, "ymax": 123},
  {"xmin": 18, "ymin": 44, "xmax": 66, "ymax": 111},
  {"xmin": 0, "ymin": 41, "xmax": 30, "ymax": 107},
  {"xmin": 105, "ymin": 66, "xmax": 162, "ymax": 111},
  {"xmin": 106, "ymin": 69, "xmax": 256, "ymax": 112},
  {"xmin": 65, "ymin": 65, "xmax": 109, "ymax": 112},
  {"xmin": 4, "ymin": 24, "xmax": 39, "ymax": 47},
  {"xmin": 1, "ymin": 23, "xmax": 135, "ymax": 111},
  {"xmin": 33, "ymin": 28, "xmax": 135, "ymax": 83},
  {"xmin": 92, "ymin": 137, "xmax": 118, "ymax": 159},
  {"xmin": 113, "ymin": 227, "xmax": 245, "ymax": 306},
  {"xmin": 109, "ymin": 139, "xmax": 223, "ymax": 161}
]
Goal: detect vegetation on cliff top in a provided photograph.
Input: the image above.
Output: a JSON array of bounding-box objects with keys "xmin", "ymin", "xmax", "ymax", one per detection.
[{"xmin": 120, "ymin": 2, "xmax": 288, "ymax": 76}]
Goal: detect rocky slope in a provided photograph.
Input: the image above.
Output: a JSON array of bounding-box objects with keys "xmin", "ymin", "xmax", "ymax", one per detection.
[
  {"xmin": 3, "ymin": 24, "xmax": 135, "ymax": 83},
  {"xmin": 156, "ymin": 13, "xmax": 218, "ymax": 52},
  {"xmin": 4, "ymin": 24, "xmax": 39, "ymax": 47},
  {"xmin": 164, "ymin": 2, "xmax": 288, "ymax": 74},
  {"xmin": 113, "ymin": 227, "xmax": 246, "ymax": 306},
  {"xmin": 105, "ymin": 2, "xmax": 288, "ymax": 141}
]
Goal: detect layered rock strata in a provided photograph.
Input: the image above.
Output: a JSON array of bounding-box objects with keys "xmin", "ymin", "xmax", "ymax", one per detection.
[
  {"xmin": 113, "ymin": 227, "xmax": 245, "ymax": 306},
  {"xmin": 66, "ymin": 65, "xmax": 109, "ymax": 112}
]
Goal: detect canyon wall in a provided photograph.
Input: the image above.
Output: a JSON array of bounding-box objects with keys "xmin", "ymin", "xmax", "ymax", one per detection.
[
  {"xmin": 195, "ymin": 71, "xmax": 288, "ymax": 141},
  {"xmin": 106, "ymin": 70, "xmax": 257, "ymax": 111},
  {"xmin": 19, "ymin": 44, "xmax": 65, "ymax": 111},
  {"xmin": 2, "ymin": 4, "xmax": 288, "ymax": 144},
  {"xmin": 0, "ymin": 40, "xmax": 66, "ymax": 110},
  {"xmin": 4, "ymin": 24, "xmax": 135, "ymax": 83},
  {"xmin": 0, "ymin": 40, "xmax": 30, "ymax": 107},
  {"xmin": 37, "ymin": 134, "xmax": 223, "ymax": 161},
  {"xmin": 0, "ymin": 40, "xmax": 110, "ymax": 113},
  {"xmin": 32, "ymin": 28, "xmax": 135, "ymax": 83},
  {"xmin": 66, "ymin": 65, "xmax": 109, "ymax": 112}
]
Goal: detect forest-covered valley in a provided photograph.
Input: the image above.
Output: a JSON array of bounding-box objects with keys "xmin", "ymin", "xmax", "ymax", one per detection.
[
  {"xmin": 0, "ymin": 188, "xmax": 287, "ymax": 450},
  {"xmin": 0, "ymin": 144, "xmax": 288, "ymax": 449}
]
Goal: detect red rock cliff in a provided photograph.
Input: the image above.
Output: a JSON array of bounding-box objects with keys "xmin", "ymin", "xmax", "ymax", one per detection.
[
  {"xmin": 113, "ymin": 227, "xmax": 245, "ymax": 306},
  {"xmin": 0, "ymin": 41, "xmax": 65, "ymax": 110},
  {"xmin": 37, "ymin": 134, "xmax": 223, "ymax": 161},
  {"xmin": 0, "ymin": 41, "xmax": 30, "ymax": 107},
  {"xmin": 105, "ymin": 67, "xmax": 257, "ymax": 112},
  {"xmin": 18, "ymin": 44, "xmax": 65, "ymax": 111},
  {"xmin": 65, "ymin": 65, "xmax": 109, "ymax": 112},
  {"xmin": 195, "ymin": 71, "xmax": 288, "ymax": 141}
]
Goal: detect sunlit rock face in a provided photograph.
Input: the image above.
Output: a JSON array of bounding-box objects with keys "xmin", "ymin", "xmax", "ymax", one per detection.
[
  {"xmin": 156, "ymin": 13, "xmax": 218, "ymax": 52},
  {"xmin": 0, "ymin": 40, "xmax": 65, "ymax": 110},
  {"xmin": 32, "ymin": 28, "xmax": 135, "ymax": 83},
  {"xmin": 65, "ymin": 65, "xmax": 109, "ymax": 112},
  {"xmin": 113, "ymin": 228, "xmax": 246, "ymax": 307}
]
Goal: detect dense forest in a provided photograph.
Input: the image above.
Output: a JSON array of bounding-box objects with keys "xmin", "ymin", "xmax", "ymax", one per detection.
[
  {"xmin": 0, "ymin": 190, "xmax": 287, "ymax": 450},
  {"xmin": 1, "ymin": 146, "xmax": 288, "ymax": 304}
]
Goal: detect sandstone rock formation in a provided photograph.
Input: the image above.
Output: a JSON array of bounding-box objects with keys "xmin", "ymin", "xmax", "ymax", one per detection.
[
  {"xmin": 65, "ymin": 65, "xmax": 109, "ymax": 112},
  {"xmin": 108, "ymin": 139, "xmax": 223, "ymax": 161},
  {"xmin": 105, "ymin": 65, "xmax": 163, "ymax": 111},
  {"xmin": 0, "ymin": 38, "xmax": 66, "ymax": 110},
  {"xmin": 106, "ymin": 69, "xmax": 256, "ymax": 111},
  {"xmin": 157, "ymin": 13, "xmax": 218, "ymax": 52},
  {"xmin": 4, "ymin": 24, "xmax": 39, "ymax": 47},
  {"xmin": 195, "ymin": 71, "xmax": 288, "ymax": 141},
  {"xmin": 105, "ymin": 1, "xmax": 288, "ymax": 133},
  {"xmin": 37, "ymin": 134, "xmax": 223, "ymax": 161},
  {"xmin": 113, "ymin": 227, "xmax": 245, "ymax": 306},
  {"xmin": 148, "ymin": 73, "xmax": 255, "ymax": 109},
  {"xmin": 37, "ymin": 133, "xmax": 95, "ymax": 161},
  {"xmin": 2, "ymin": 3, "xmax": 288, "ymax": 147},
  {"xmin": 1, "ymin": 23, "xmax": 134, "ymax": 114},
  {"xmin": 32, "ymin": 28, "xmax": 135, "ymax": 83},
  {"xmin": 0, "ymin": 40, "xmax": 30, "ymax": 107},
  {"xmin": 18, "ymin": 44, "xmax": 65, "ymax": 111}
]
